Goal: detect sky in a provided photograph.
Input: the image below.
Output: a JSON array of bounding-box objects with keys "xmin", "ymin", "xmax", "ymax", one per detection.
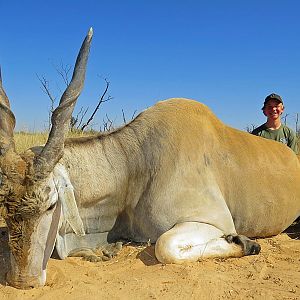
[{"xmin": 0, "ymin": 1, "xmax": 300, "ymax": 132}]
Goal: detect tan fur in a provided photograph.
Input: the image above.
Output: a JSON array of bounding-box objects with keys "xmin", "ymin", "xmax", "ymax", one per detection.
[{"xmin": 60, "ymin": 98, "xmax": 300, "ymax": 238}]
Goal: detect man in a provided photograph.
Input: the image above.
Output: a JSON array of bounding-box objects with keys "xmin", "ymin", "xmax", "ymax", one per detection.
[{"xmin": 252, "ymin": 93, "xmax": 298, "ymax": 154}]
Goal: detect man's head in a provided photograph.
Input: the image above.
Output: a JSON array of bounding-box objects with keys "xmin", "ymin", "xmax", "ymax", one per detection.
[{"xmin": 262, "ymin": 93, "xmax": 284, "ymax": 119}]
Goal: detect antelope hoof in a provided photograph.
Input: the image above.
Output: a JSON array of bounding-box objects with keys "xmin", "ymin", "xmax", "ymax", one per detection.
[{"xmin": 225, "ymin": 234, "xmax": 261, "ymax": 255}]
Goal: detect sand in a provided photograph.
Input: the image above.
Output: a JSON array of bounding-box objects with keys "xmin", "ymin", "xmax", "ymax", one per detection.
[{"xmin": 0, "ymin": 223, "xmax": 299, "ymax": 300}]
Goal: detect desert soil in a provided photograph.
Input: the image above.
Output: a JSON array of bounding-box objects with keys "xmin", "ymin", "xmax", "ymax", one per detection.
[{"xmin": 0, "ymin": 223, "xmax": 299, "ymax": 300}]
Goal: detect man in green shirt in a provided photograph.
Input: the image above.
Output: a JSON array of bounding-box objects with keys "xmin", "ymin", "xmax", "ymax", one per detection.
[{"xmin": 252, "ymin": 93, "xmax": 299, "ymax": 154}]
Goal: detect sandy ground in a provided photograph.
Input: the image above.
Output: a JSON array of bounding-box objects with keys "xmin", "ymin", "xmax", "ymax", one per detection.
[{"xmin": 0, "ymin": 223, "xmax": 299, "ymax": 300}]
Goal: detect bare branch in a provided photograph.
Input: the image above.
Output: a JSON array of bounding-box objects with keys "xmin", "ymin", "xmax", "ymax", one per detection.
[
  {"xmin": 53, "ymin": 61, "xmax": 72, "ymax": 87},
  {"xmin": 36, "ymin": 74, "xmax": 57, "ymax": 107},
  {"xmin": 38, "ymin": 63, "xmax": 113, "ymax": 133},
  {"xmin": 122, "ymin": 109, "xmax": 126, "ymax": 124},
  {"xmin": 131, "ymin": 110, "xmax": 137, "ymax": 120},
  {"xmin": 81, "ymin": 78, "xmax": 112, "ymax": 131},
  {"xmin": 282, "ymin": 113, "xmax": 289, "ymax": 126},
  {"xmin": 70, "ymin": 107, "xmax": 83, "ymax": 130},
  {"xmin": 36, "ymin": 74, "xmax": 57, "ymax": 130},
  {"xmin": 103, "ymin": 114, "xmax": 113, "ymax": 132},
  {"xmin": 76, "ymin": 107, "xmax": 89, "ymax": 129},
  {"xmin": 295, "ymin": 113, "xmax": 299, "ymax": 134},
  {"xmin": 71, "ymin": 106, "xmax": 83, "ymax": 128},
  {"xmin": 245, "ymin": 124, "xmax": 256, "ymax": 133}
]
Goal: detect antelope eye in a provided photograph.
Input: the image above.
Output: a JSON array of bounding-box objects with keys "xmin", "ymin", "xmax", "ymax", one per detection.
[{"xmin": 47, "ymin": 203, "xmax": 57, "ymax": 211}]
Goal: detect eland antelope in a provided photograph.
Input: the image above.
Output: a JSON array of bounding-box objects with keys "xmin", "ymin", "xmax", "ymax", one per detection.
[{"xmin": 1, "ymin": 29, "xmax": 300, "ymax": 289}]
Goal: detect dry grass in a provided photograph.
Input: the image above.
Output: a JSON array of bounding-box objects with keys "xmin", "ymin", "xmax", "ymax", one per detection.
[
  {"xmin": 14, "ymin": 131, "xmax": 98, "ymax": 153},
  {"xmin": 14, "ymin": 132, "xmax": 48, "ymax": 153}
]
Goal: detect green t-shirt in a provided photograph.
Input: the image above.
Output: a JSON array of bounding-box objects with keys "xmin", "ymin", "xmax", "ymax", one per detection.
[{"xmin": 252, "ymin": 124, "xmax": 299, "ymax": 154}]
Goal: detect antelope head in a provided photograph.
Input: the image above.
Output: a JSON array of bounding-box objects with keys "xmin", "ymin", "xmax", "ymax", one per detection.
[{"xmin": 0, "ymin": 28, "xmax": 93, "ymax": 289}]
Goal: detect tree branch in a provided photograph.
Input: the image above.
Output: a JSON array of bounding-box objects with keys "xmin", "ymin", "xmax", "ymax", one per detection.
[
  {"xmin": 81, "ymin": 78, "xmax": 112, "ymax": 131},
  {"xmin": 36, "ymin": 74, "xmax": 57, "ymax": 130}
]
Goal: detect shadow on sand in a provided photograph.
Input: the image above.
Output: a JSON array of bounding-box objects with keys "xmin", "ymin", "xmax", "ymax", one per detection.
[
  {"xmin": 136, "ymin": 245, "xmax": 159, "ymax": 266},
  {"xmin": 284, "ymin": 219, "xmax": 300, "ymax": 240}
]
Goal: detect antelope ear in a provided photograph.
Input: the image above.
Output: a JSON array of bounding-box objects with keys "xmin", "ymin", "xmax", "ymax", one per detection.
[{"xmin": 53, "ymin": 163, "xmax": 85, "ymax": 236}]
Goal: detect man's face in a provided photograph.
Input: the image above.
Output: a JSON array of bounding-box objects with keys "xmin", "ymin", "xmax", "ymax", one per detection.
[{"xmin": 263, "ymin": 99, "xmax": 284, "ymax": 120}]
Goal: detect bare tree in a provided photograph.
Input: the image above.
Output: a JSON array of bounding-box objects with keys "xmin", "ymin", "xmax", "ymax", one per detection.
[
  {"xmin": 295, "ymin": 113, "xmax": 299, "ymax": 135},
  {"xmin": 282, "ymin": 113, "xmax": 289, "ymax": 126},
  {"xmin": 121, "ymin": 109, "xmax": 126, "ymax": 124},
  {"xmin": 245, "ymin": 124, "xmax": 256, "ymax": 133},
  {"xmin": 121, "ymin": 109, "xmax": 138, "ymax": 124},
  {"xmin": 70, "ymin": 106, "xmax": 89, "ymax": 131},
  {"xmin": 53, "ymin": 62, "xmax": 71, "ymax": 87},
  {"xmin": 102, "ymin": 113, "xmax": 114, "ymax": 131},
  {"xmin": 37, "ymin": 63, "xmax": 112, "ymax": 132},
  {"xmin": 81, "ymin": 78, "xmax": 112, "ymax": 131},
  {"xmin": 36, "ymin": 75, "xmax": 57, "ymax": 130},
  {"xmin": 131, "ymin": 110, "xmax": 137, "ymax": 120}
]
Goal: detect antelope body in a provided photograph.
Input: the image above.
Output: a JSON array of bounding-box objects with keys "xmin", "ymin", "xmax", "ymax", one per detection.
[{"xmin": 1, "ymin": 29, "xmax": 300, "ymax": 289}]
